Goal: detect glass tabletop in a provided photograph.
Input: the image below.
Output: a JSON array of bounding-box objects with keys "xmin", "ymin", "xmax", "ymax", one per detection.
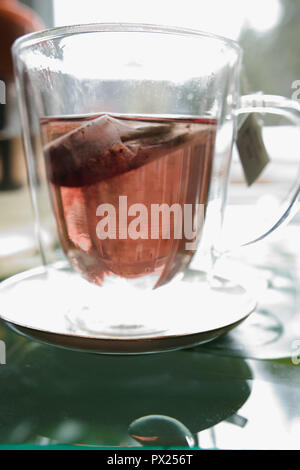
[
  {"xmin": 0, "ymin": 224, "xmax": 300, "ymax": 450},
  {"xmin": 0, "ymin": 322, "xmax": 299, "ymax": 450}
]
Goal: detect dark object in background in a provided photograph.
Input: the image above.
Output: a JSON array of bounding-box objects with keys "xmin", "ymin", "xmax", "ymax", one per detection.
[
  {"xmin": 0, "ymin": 0, "xmax": 43, "ymax": 80},
  {"xmin": 0, "ymin": 0, "xmax": 43, "ymax": 190}
]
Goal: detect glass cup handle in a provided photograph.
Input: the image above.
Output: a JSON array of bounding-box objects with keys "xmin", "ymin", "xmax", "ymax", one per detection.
[{"xmin": 233, "ymin": 93, "xmax": 300, "ymax": 247}]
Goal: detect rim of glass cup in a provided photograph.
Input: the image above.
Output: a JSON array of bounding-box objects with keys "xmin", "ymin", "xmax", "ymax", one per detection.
[{"xmin": 12, "ymin": 22, "xmax": 242, "ymax": 57}]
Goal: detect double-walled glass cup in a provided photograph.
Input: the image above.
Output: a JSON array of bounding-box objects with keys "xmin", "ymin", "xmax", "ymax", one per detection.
[{"xmin": 10, "ymin": 24, "xmax": 300, "ymax": 344}]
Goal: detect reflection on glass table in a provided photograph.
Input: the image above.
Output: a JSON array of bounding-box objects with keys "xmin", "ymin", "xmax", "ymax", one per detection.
[
  {"xmin": 197, "ymin": 224, "xmax": 300, "ymax": 360},
  {"xmin": 0, "ymin": 322, "xmax": 299, "ymax": 449}
]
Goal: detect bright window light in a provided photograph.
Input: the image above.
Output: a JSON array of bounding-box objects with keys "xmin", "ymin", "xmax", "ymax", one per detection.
[
  {"xmin": 53, "ymin": 0, "xmax": 282, "ymax": 39},
  {"xmin": 245, "ymin": 0, "xmax": 282, "ymax": 32}
]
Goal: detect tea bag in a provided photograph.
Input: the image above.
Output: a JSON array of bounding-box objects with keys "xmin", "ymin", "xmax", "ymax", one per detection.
[{"xmin": 44, "ymin": 115, "xmax": 212, "ymax": 187}]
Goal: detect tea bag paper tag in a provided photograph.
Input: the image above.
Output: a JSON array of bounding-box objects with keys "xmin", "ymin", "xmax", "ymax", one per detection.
[{"xmin": 236, "ymin": 113, "xmax": 270, "ymax": 186}]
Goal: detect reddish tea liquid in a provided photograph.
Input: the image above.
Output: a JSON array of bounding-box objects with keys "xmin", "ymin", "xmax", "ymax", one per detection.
[{"xmin": 41, "ymin": 114, "xmax": 217, "ymax": 288}]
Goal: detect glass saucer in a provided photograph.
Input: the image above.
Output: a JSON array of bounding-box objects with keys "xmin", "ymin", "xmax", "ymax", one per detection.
[{"xmin": 0, "ymin": 264, "xmax": 256, "ymax": 354}]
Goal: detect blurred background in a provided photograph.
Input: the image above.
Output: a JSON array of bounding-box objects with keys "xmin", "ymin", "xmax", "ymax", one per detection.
[{"xmin": 1, "ymin": 0, "xmax": 300, "ymax": 278}]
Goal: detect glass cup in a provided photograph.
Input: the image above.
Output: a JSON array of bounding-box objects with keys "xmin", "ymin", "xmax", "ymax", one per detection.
[{"xmin": 11, "ymin": 24, "xmax": 300, "ymax": 340}]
